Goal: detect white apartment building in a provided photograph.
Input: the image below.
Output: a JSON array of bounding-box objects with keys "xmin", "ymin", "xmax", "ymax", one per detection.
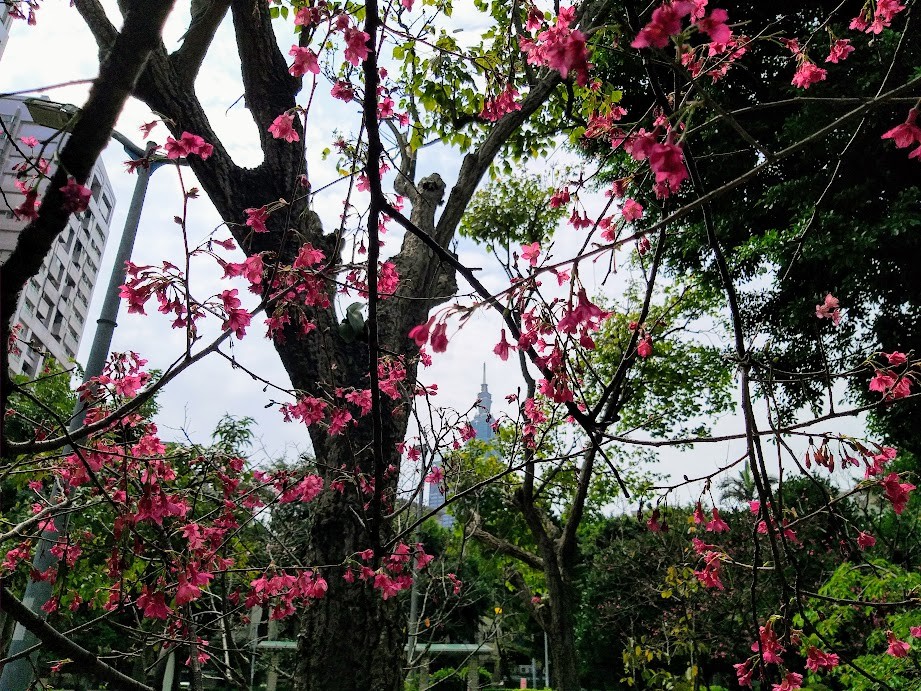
[
  {"xmin": 0, "ymin": 2, "xmax": 13, "ymax": 64},
  {"xmin": 1, "ymin": 95, "xmax": 115, "ymax": 377}
]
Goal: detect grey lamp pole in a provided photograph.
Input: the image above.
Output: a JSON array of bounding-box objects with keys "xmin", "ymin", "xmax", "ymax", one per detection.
[{"xmin": 1, "ymin": 136, "xmax": 172, "ymax": 690}]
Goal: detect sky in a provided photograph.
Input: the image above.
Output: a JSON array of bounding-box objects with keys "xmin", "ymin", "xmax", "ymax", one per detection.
[{"xmin": 1, "ymin": 1, "xmax": 869, "ymax": 506}]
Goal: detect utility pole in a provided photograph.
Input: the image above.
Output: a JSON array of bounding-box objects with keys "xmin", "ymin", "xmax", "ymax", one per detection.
[{"xmin": 1, "ymin": 140, "xmax": 172, "ymax": 691}]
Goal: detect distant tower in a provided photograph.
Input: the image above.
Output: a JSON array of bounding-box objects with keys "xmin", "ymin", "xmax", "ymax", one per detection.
[
  {"xmin": 470, "ymin": 364, "xmax": 495, "ymax": 442},
  {"xmin": 426, "ymin": 369, "xmax": 496, "ymax": 528}
]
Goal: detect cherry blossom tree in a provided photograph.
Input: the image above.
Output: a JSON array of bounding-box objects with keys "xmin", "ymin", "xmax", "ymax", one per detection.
[{"xmin": 1, "ymin": 0, "xmax": 919, "ymax": 689}]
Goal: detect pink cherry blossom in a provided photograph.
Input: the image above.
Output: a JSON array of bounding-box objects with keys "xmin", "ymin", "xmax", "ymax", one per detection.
[
  {"xmin": 493, "ymin": 330, "xmax": 513, "ymax": 361},
  {"xmin": 14, "ymin": 188, "xmax": 40, "ymax": 220},
  {"xmin": 648, "ymin": 139, "xmax": 688, "ymax": 190},
  {"xmin": 696, "ymin": 8, "xmax": 731, "ymax": 44},
  {"xmin": 408, "ymin": 317, "xmax": 435, "ymax": 347},
  {"xmin": 881, "ymin": 473, "xmax": 915, "ymax": 514},
  {"xmin": 378, "ymin": 96, "xmax": 395, "ymax": 120},
  {"xmin": 825, "ymin": 38, "xmax": 854, "ymax": 63},
  {"xmin": 268, "ymin": 113, "xmax": 300, "ymax": 143},
  {"xmin": 244, "ymin": 206, "xmax": 269, "ymax": 233},
  {"xmin": 331, "ymin": 81, "xmax": 355, "ymax": 102},
  {"xmin": 772, "ymin": 672, "xmax": 803, "ymax": 691},
  {"xmin": 884, "ymin": 351, "xmax": 908, "ymax": 366},
  {"xmin": 706, "ymin": 507, "xmax": 730, "ymax": 533},
  {"xmin": 856, "ymin": 531, "xmax": 876, "ymax": 549},
  {"xmin": 887, "ymin": 630, "xmax": 910, "ymax": 657},
  {"xmin": 343, "ymin": 27, "xmax": 370, "ymax": 66},
  {"xmin": 869, "ymin": 370, "xmax": 912, "ymax": 400},
  {"xmin": 621, "ymin": 198, "xmax": 644, "ymax": 221},
  {"xmin": 694, "ymin": 551, "xmax": 724, "ymax": 589},
  {"xmin": 751, "ymin": 622, "xmax": 784, "ymax": 664},
  {"xmin": 289, "ymin": 45, "xmax": 320, "ymax": 77},
  {"xmin": 521, "ymin": 242, "xmax": 541, "ymax": 267},
  {"xmin": 164, "ymin": 132, "xmax": 213, "ymax": 159},
  {"xmin": 882, "ymin": 109, "xmax": 921, "ymax": 149},
  {"xmin": 480, "ymin": 84, "xmax": 522, "ymax": 122},
  {"xmin": 693, "ymin": 503, "xmax": 706, "ymax": 524},
  {"xmin": 137, "ymin": 588, "xmax": 172, "ymax": 620},
  {"xmin": 815, "ymin": 293, "xmax": 841, "ymax": 324},
  {"xmin": 430, "ymin": 322, "xmax": 449, "ymax": 353},
  {"xmin": 806, "ymin": 646, "xmax": 839, "ymax": 672},
  {"xmin": 637, "ymin": 335, "xmax": 653, "ymax": 358},
  {"xmin": 792, "ymin": 62, "xmax": 827, "ymax": 89},
  {"xmin": 632, "ymin": 2, "xmax": 694, "ymax": 49},
  {"xmin": 734, "ymin": 661, "xmax": 753, "ymax": 687},
  {"xmin": 59, "ymin": 177, "xmax": 92, "ymax": 213},
  {"xmin": 519, "ymin": 7, "xmax": 591, "ymax": 85},
  {"xmin": 328, "ymin": 408, "xmax": 353, "ymax": 436},
  {"xmin": 223, "ymin": 306, "xmax": 252, "ymax": 339}
]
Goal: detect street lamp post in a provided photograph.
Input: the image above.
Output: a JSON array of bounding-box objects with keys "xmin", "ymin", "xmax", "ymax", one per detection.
[{"xmin": 2, "ymin": 101, "xmax": 178, "ymax": 690}]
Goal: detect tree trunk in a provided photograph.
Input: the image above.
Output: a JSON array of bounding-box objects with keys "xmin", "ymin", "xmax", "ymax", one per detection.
[
  {"xmin": 272, "ymin": 229, "xmax": 427, "ymax": 689},
  {"xmin": 544, "ymin": 564, "xmax": 580, "ymax": 691},
  {"xmin": 290, "ymin": 457, "xmax": 405, "ymax": 691}
]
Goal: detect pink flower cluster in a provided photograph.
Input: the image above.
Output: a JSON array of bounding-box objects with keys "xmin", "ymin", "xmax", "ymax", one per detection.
[
  {"xmin": 342, "ymin": 543, "xmax": 433, "ymax": 600},
  {"xmin": 631, "ymin": 1, "xmax": 732, "ymax": 50},
  {"xmin": 815, "ymin": 293, "xmax": 841, "ymax": 324},
  {"xmin": 519, "ymin": 6, "xmax": 591, "ymax": 86},
  {"xmin": 480, "ymin": 84, "xmax": 522, "ymax": 122},
  {"xmin": 850, "ymin": 0, "xmax": 906, "ymax": 34},
  {"xmin": 408, "ymin": 316, "xmax": 449, "ymax": 353},
  {"xmin": 624, "ymin": 127, "xmax": 689, "ymax": 197},
  {"xmin": 882, "ymin": 108, "xmax": 921, "ymax": 160},
  {"xmin": 163, "ymin": 132, "xmax": 214, "ymax": 160},
  {"xmin": 245, "ymin": 570, "xmax": 328, "ymax": 620},
  {"xmin": 869, "ymin": 351, "xmax": 913, "ymax": 402}
]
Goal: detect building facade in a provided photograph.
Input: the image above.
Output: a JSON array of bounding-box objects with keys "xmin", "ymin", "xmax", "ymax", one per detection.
[
  {"xmin": 1, "ymin": 95, "xmax": 115, "ymax": 377},
  {"xmin": 0, "ymin": 2, "xmax": 13, "ymax": 64}
]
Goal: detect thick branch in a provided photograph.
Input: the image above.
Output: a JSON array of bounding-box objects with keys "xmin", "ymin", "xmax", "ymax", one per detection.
[
  {"xmin": 172, "ymin": 0, "xmax": 232, "ymax": 84},
  {"xmin": 73, "ymin": 0, "xmax": 119, "ymax": 55},
  {"xmin": 0, "ymin": 587, "xmax": 154, "ymax": 691},
  {"xmin": 470, "ymin": 516, "xmax": 545, "ymax": 571},
  {"xmin": 229, "ymin": 0, "xmax": 301, "ymax": 170},
  {"xmin": 435, "ymin": 72, "xmax": 561, "ymax": 243}
]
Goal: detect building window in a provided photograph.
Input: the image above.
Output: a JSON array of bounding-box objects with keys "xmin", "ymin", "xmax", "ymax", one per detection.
[
  {"xmin": 62, "ymin": 226, "xmax": 74, "ymax": 250},
  {"xmin": 99, "ymin": 194, "xmax": 113, "ymax": 222},
  {"xmin": 38, "ymin": 296, "xmax": 53, "ymax": 322},
  {"xmin": 90, "ymin": 177, "xmax": 102, "ymax": 200}
]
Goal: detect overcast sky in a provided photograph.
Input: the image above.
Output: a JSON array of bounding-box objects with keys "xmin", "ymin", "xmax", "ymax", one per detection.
[{"xmin": 1, "ymin": 2, "xmax": 868, "ymax": 505}]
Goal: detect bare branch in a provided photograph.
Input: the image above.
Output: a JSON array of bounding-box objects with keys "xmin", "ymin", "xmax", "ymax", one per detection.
[{"xmin": 0, "ymin": 587, "xmax": 154, "ymax": 691}]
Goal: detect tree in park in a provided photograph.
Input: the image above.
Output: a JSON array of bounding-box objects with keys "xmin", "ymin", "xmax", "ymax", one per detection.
[{"xmin": 0, "ymin": 1, "xmax": 918, "ymax": 691}]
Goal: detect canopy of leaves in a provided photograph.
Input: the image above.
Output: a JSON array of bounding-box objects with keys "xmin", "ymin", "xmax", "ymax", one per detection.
[{"xmin": 460, "ymin": 172, "xmax": 566, "ymax": 248}]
